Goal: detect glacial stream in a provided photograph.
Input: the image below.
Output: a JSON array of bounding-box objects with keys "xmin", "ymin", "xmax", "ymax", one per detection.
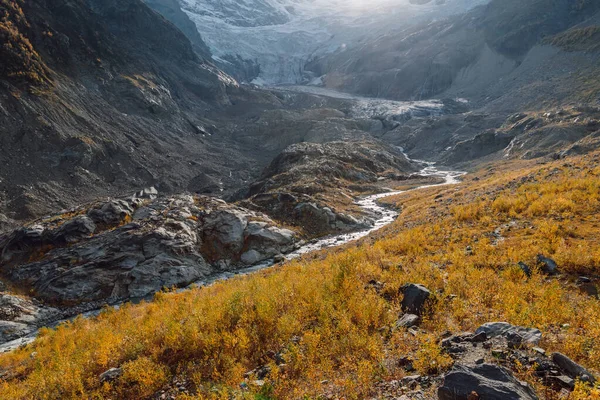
[{"xmin": 193, "ymin": 164, "xmax": 465, "ymax": 285}]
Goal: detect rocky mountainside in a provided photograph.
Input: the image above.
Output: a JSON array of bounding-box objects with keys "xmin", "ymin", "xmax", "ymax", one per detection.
[
  {"xmin": 307, "ymin": 0, "xmax": 600, "ymax": 109},
  {"xmin": 0, "ymin": 0, "xmax": 243, "ymax": 223}
]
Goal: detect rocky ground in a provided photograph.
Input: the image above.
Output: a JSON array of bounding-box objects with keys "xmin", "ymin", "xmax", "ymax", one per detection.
[
  {"xmin": 369, "ymin": 281, "xmax": 597, "ymax": 399},
  {"xmin": 236, "ymin": 140, "xmax": 433, "ymax": 237},
  {"xmin": 0, "ymin": 188, "xmax": 299, "ymax": 345}
]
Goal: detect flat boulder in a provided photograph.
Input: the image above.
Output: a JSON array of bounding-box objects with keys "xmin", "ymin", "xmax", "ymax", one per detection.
[
  {"xmin": 475, "ymin": 322, "xmax": 542, "ymax": 346},
  {"xmin": 438, "ymin": 364, "xmax": 538, "ymax": 400}
]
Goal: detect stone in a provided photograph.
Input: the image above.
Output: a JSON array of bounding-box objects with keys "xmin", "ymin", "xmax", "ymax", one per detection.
[
  {"xmin": 551, "ymin": 352, "xmax": 596, "ymax": 383},
  {"xmin": 396, "ymin": 314, "xmax": 419, "ymax": 329},
  {"xmin": 241, "ymin": 250, "xmax": 263, "ymax": 265},
  {"xmin": 52, "ymin": 216, "xmax": 96, "ymax": 243},
  {"xmin": 400, "ymin": 284, "xmax": 431, "ymax": 315},
  {"xmin": 475, "ymin": 322, "xmax": 542, "ymax": 346},
  {"xmin": 536, "ymin": 255, "xmax": 558, "ymax": 275},
  {"xmin": 518, "ymin": 262, "xmax": 532, "ymax": 278},
  {"xmin": 133, "ymin": 187, "xmax": 159, "ymax": 200},
  {"xmin": 87, "ymin": 200, "xmax": 133, "ymax": 226},
  {"xmin": 438, "ymin": 364, "xmax": 538, "ymax": 400},
  {"xmin": 547, "ymin": 375, "xmax": 575, "ymax": 390},
  {"xmin": 99, "ymin": 367, "xmax": 123, "ymax": 383}
]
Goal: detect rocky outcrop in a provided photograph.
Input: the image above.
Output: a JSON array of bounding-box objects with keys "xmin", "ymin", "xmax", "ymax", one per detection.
[
  {"xmin": 0, "ymin": 194, "xmax": 296, "ymax": 305},
  {"xmin": 239, "ymin": 140, "xmax": 421, "ymax": 236},
  {"xmin": 443, "ymin": 107, "xmax": 600, "ymax": 164},
  {"xmin": 475, "ymin": 322, "xmax": 542, "ymax": 346}
]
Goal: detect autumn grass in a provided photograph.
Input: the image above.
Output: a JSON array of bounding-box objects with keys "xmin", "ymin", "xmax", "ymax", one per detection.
[{"xmin": 2, "ymin": 153, "xmax": 600, "ymax": 398}]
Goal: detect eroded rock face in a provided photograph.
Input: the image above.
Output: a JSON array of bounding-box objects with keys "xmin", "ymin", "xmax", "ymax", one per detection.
[{"xmin": 0, "ymin": 195, "xmax": 296, "ymax": 305}]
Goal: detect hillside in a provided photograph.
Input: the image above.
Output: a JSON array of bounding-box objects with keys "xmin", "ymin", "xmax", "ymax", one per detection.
[
  {"xmin": 1, "ymin": 149, "xmax": 600, "ymax": 398},
  {"xmin": 1, "ymin": 0, "xmax": 600, "ymax": 398}
]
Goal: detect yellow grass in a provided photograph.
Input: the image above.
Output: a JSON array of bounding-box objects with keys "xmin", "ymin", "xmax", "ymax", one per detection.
[{"xmin": 2, "ymin": 153, "xmax": 600, "ymax": 398}]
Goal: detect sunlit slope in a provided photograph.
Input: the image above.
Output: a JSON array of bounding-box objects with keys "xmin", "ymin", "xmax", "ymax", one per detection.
[{"xmin": 2, "ymin": 152, "xmax": 600, "ymax": 398}]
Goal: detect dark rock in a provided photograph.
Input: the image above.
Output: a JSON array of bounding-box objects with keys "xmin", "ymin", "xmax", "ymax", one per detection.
[
  {"xmin": 52, "ymin": 216, "xmax": 96, "ymax": 243},
  {"xmin": 536, "ymin": 255, "xmax": 558, "ymax": 275},
  {"xmin": 475, "ymin": 322, "xmax": 542, "ymax": 346},
  {"xmin": 87, "ymin": 200, "xmax": 134, "ymax": 226},
  {"xmin": 546, "ymin": 375, "xmax": 575, "ymax": 390},
  {"xmin": 438, "ymin": 364, "xmax": 538, "ymax": 400},
  {"xmin": 400, "ymin": 284, "xmax": 432, "ymax": 316},
  {"xmin": 551, "ymin": 352, "xmax": 596, "ymax": 383},
  {"xmin": 518, "ymin": 262, "xmax": 532, "ymax": 278}
]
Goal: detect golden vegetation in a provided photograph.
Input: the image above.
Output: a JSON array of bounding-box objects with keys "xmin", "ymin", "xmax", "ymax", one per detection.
[
  {"xmin": 2, "ymin": 153, "xmax": 600, "ymax": 398},
  {"xmin": 0, "ymin": 0, "xmax": 51, "ymax": 87}
]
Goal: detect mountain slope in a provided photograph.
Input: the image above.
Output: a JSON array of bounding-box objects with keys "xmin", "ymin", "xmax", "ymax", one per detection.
[
  {"xmin": 307, "ymin": 0, "xmax": 600, "ymax": 108},
  {"xmin": 0, "ymin": 0, "xmax": 242, "ymax": 220},
  {"xmin": 2, "ymin": 149, "xmax": 600, "ymax": 399}
]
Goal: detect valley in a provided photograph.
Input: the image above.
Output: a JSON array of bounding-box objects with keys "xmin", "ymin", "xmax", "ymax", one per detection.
[{"xmin": 0, "ymin": 0, "xmax": 600, "ymax": 398}]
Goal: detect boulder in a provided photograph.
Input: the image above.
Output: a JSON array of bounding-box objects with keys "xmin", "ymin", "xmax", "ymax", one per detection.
[
  {"xmin": 87, "ymin": 200, "xmax": 133, "ymax": 226},
  {"xmin": 475, "ymin": 322, "xmax": 542, "ymax": 346},
  {"xmin": 133, "ymin": 187, "xmax": 159, "ymax": 200},
  {"xmin": 551, "ymin": 352, "xmax": 596, "ymax": 383},
  {"xmin": 52, "ymin": 216, "xmax": 96, "ymax": 243},
  {"xmin": 0, "ymin": 294, "xmax": 59, "ymax": 343},
  {"xmin": 396, "ymin": 314, "xmax": 420, "ymax": 329},
  {"xmin": 400, "ymin": 284, "xmax": 432, "ymax": 315},
  {"xmin": 438, "ymin": 364, "xmax": 538, "ymax": 400},
  {"xmin": 536, "ymin": 255, "xmax": 558, "ymax": 275},
  {"xmin": 99, "ymin": 367, "xmax": 123, "ymax": 383}
]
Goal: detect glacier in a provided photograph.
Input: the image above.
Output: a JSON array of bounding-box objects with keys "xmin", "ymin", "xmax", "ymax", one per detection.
[{"xmin": 179, "ymin": 0, "xmax": 490, "ymax": 84}]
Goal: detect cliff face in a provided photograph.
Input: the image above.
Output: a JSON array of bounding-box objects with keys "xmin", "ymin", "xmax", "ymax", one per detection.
[{"xmin": 142, "ymin": 0, "xmax": 212, "ymax": 59}]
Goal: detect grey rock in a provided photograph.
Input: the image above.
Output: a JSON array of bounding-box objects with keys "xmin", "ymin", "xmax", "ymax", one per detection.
[
  {"xmin": 0, "ymin": 195, "xmax": 296, "ymax": 305},
  {"xmin": 133, "ymin": 187, "xmax": 159, "ymax": 200},
  {"xmin": 551, "ymin": 352, "xmax": 596, "ymax": 383},
  {"xmin": 396, "ymin": 314, "xmax": 420, "ymax": 329},
  {"xmin": 87, "ymin": 200, "xmax": 133, "ymax": 225},
  {"xmin": 438, "ymin": 364, "xmax": 538, "ymax": 400},
  {"xmin": 475, "ymin": 322, "xmax": 542, "ymax": 346},
  {"xmin": 400, "ymin": 284, "xmax": 431, "ymax": 315},
  {"xmin": 52, "ymin": 216, "xmax": 96, "ymax": 243},
  {"xmin": 99, "ymin": 367, "xmax": 123, "ymax": 383},
  {"xmin": 0, "ymin": 294, "xmax": 59, "ymax": 343},
  {"xmin": 536, "ymin": 255, "xmax": 558, "ymax": 275},
  {"xmin": 240, "ymin": 249, "xmax": 263, "ymax": 265}
]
